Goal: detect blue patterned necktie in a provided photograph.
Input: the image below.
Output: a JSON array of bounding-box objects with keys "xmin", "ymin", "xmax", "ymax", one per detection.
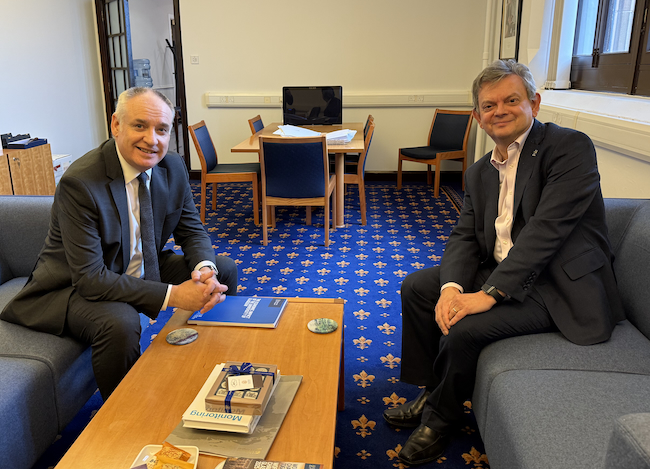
[{"xmin": 137, "ymin": 173, "xmax": 161, "ymax": 282}]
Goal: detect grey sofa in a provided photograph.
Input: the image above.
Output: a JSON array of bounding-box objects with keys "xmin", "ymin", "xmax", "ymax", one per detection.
[
  {"xmin": 0, "ymin": 196, "xmax": 97, "ymax": 469},
  {"xmin": 473, "ymin": 198, "xmax": 650, "ymax": 469}
]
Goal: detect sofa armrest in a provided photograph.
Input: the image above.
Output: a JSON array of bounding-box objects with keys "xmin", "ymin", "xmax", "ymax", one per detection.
[
  {"xmin": 605, "ymin": 413, "xmax": 650, "ymax": 469},
  {"xmin": 0, "ymin": 196, "xmax": 53, "ymax": 284}
]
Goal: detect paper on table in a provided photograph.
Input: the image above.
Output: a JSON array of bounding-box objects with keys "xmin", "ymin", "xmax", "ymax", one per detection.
[
  {"xmin": 325, "ymin": 129, "xmax": 357, "ymax": 145},
  {"xmin": 273, "ymin": 125, "xmax": 322, "ymax": 137}
]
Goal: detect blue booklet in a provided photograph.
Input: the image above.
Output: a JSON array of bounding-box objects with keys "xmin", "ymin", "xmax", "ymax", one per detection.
[{"xmin": 187, "ymin": 296, "xmax": 288, "ymax": 328}]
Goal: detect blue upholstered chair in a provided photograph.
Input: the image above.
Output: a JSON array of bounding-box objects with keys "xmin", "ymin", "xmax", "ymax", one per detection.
[
  {"xmin": 248, "ymin": 115, "xmax": 264, "ymax": 135},
  {"xmin": 342, "ymin": 118, "xmax": 375, "ymax": 225},
  {"xmin": 259, "ymin": 135, "xmax": 336, "ymax": 246},
  {"xmin": 397, "ymin": 109, "xmax": 473, "ymax": 197},
  {"xmin": 189, "ymin": 120, "xmax": 260, "ymax": 224}
]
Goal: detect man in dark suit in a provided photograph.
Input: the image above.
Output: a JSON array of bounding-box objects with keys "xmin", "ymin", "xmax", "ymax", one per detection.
[
  {"xmin": 383, "ymin": 60, "xmax": 624, "ymax": 465},
  {"xmin": 1, "ymin": 88, "xmax": 238, "ymax": 400}
]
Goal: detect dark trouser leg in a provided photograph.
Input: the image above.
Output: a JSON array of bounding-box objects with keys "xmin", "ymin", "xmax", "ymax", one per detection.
[
  {"xmin": 214, "ymin": 255, "xmax": 238, "ymax": 296},
  {"xmin": 65, "ymin": 254, "xmax": 238, "ymax": 401},
  {"xmin": 159, "ymin": 251, "xmax": 239, "ymax": 296},
  {"xmin": 400, "ymin": 266, "xmax": 444, "ymax": 386},
  {"xmin": 65, "ymin": 294, "xmax": 141, "ymax": 401},
  {"xmin": 399, "ymin": 266, "xmax": 558, "ymax": 433},
  {"xmin": 422, "ymin": 293, "xmax": 557, "ymax": 432}
]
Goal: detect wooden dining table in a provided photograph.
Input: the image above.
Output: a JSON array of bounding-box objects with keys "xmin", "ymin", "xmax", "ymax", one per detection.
[{"xmin": 231, "ymin": 122, "xmax": 365, "ymax": 227}]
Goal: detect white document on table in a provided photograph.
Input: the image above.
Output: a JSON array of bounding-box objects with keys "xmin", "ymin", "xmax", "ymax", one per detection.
[
  {"xmin": 325, "ymin": 129, "xmax": 357, "ymax": 144},
  {"xmin": 273, "ymin": 125, "xmax": 322, "ymax": 137}
]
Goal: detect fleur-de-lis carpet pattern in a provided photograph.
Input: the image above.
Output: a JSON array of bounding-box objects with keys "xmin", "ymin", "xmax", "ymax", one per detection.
[{"xmin": 33, "ymin": 180, "xmax": 489, "ymax": 469}]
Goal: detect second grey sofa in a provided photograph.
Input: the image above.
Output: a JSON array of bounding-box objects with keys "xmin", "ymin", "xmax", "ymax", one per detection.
[{"xmin": 472, "ymin": 198, "xmax": 650, "ymax": 469}]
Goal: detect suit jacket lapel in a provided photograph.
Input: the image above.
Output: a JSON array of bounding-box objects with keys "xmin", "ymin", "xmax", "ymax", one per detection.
[
  {"xmin": 104, "ymin": 139, "xmax": 132, "ymax": 272},
  {"xmin": 480, "ymin": 154, "xmax": 499, "ymax": 256},
  {"xmin": 151, "ymin": 163, "xmax": 168, "ymax": 251},
  {"xmin": 513, "ymin": 120, "xmax": 545, "ymax": 216}
]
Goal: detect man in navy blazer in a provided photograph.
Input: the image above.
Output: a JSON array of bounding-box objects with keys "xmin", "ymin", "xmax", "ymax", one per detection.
[
  {"xmin": 384, "ymin": 60, "xmax": 624, "ymax": 465},
  {"xmin": 1, "ymin": 88, "xmax": 238, "ymax": 400}
]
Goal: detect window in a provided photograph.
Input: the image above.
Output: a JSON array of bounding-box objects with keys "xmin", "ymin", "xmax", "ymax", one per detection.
[{"xmin": 571, "ymin": 0, "xmax": 650, "ymax": 96}]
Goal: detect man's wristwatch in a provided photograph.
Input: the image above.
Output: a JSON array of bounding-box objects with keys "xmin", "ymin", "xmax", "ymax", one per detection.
[{"xmin": 481, "ymin": 284, "xmax": 505, "ymax": 303}]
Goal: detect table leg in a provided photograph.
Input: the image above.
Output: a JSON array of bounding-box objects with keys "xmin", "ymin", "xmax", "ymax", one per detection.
[{"xmin": 335, "ymin": 153, "xmax": 345, "ymax": 227}]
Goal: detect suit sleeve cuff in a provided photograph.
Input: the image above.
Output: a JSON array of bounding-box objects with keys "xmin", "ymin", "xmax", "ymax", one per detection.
[
  {"xmin": 441, "ymin": 282, "xmax": 464, "ymax": 294},
  {"xmin": 161, "ymin": 284, "xmax": 172, "ymax": 310},
  {"xmin": 194, "ymin": 260, "xmax": 218, "ymax": 275}
]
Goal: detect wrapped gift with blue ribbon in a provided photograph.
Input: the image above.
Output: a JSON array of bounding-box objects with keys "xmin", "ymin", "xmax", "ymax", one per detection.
[{"xmin": 205, "ymin": 361, "xmax": 279, "ymax": 415}]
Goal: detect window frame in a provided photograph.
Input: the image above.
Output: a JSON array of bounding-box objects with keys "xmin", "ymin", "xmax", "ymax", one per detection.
[{"xmin": 570, "ymin": 0, "xmax": 649, "ymax": 95}]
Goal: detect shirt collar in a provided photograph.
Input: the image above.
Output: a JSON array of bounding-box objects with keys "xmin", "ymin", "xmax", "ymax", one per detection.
[
  {"xmin": 490, "ymin": 121, "xmax": 535, "ymax": 165},
  {"xmin": 115, "ymin": 143, "xmax": 153, "ymax": 184}
]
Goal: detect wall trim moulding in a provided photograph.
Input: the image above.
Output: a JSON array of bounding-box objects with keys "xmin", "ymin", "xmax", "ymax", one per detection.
[
  {"xmin": 205, "ymin": 91, "xmax": 472, "ymax": 108},
  {"xmin": 538, "ymin": 104, "xmax": 650, "ymax": 163}
]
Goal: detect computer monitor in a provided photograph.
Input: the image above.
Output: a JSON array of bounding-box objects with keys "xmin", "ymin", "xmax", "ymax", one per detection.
[{"xmin": 282, "ymin": 86, "xmax": 342, "ymax": 125}]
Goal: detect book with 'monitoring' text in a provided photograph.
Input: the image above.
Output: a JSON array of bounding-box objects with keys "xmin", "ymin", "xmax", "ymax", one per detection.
[{"xmin": 182, "ymin": 363, "xmax": 261, "ymax": 434}]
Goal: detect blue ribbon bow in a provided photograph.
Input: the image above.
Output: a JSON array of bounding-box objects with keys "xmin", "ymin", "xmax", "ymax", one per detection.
[{"xmin": 223, "ymin": 362, "xmax": 275, "ymax": 413}]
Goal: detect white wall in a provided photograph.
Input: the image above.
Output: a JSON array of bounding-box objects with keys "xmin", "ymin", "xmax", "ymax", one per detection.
[
  {"xmin": 0, "ymin": 0, "xmax": 106, "ymax": 160},
  {"xmin": 130, "ymin": 0, "xmax": 176, "ymax": 104},
  {"xmin": 179, "ymin": 0, "xmax": 486, "ymax": 172}
]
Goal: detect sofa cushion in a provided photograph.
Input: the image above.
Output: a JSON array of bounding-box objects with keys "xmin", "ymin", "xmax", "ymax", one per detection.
[
  {"xmin": 0, "ymin": 358, "xmax": 59, "ymax": 469},
  {"xmin": 481, "ymin": 370, "xmax": 650, "ymax": 469},
  {"xmin": 0, "ymin": 277, "xmax": 27, "ymax": 311},
  {"xmin": 0, "ymin": 291, "xmax": 96, "ymax": 431},
  {"xmin": 473, "ymin": 320, "xmax": 650, "ymax": 433},
  {"xmin": 605, "ymin": 413, "xmax": 650, "ymax": 469}
]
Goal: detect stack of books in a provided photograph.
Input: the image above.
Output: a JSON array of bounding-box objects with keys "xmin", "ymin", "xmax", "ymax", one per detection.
[{"xmin": 182, "ymin": 362, "xmax": 280, "ymax": 434}]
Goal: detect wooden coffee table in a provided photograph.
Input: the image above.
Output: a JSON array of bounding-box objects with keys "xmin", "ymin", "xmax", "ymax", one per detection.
[{"xmin": 54, "ymin": 298, "xmax": 344, "ymax": 469}]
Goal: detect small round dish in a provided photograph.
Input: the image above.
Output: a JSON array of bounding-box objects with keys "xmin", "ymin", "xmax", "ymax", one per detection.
[
  {"xmin": 307, "ymin": 318, "xmax": 339, "ymax": 334},
  {"xmin": 166, "ymin": 328, "xmax": 199, "ymax": 345}
]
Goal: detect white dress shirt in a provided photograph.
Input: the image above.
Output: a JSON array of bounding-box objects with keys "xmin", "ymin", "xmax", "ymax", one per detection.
[
  {"xmin": 441, "ymin": 122, "xmax": 533, "ymax": 294},
  {"xmin": 115, "ymin": 148, "xmax": 216, "ymax": 310}
]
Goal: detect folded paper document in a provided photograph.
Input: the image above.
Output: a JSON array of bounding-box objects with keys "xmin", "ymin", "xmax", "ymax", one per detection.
[
  {"xmin": 273, "ymin": 125, "xmax": 321, "ymax": 137},
  {"xmin": 272, "ymin": 125, "xmax": 356, "ymax": 144},
  {"xmin": 325, "ymin": 129, "xmax": 356, "ymax": 145}
]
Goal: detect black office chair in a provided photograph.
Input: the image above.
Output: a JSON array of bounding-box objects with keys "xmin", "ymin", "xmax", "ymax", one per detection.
[
  {"xmin": 189, "ymin": 120, "xmax": 260, "ymax": 224},
  {"xmin": 259, "ymin": 135, "xmax": 336, "ymax": 246},
  {"xmin": 397, "ymin": 110, "xmax": 473, "ymax": 197}
]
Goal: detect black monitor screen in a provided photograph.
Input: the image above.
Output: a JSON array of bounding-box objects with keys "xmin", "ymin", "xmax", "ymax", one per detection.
[{"xmin": 282, "ymin": 86, "xmax": 342, "ymax": 125}]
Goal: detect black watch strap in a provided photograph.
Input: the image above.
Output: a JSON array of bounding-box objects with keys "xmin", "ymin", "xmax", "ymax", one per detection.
[{"xmin": 481, "ymin": 284, "xmax": 505, "ymax": 303}]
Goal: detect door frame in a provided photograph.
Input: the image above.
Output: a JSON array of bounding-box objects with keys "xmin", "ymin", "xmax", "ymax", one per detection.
[
  {"xmin": 96, "ymin": 0, "xmax": 193, "ymax": 172},
  {"xmin": 171, "ymin": 0, "xmax": 193, "ymax": 173}
]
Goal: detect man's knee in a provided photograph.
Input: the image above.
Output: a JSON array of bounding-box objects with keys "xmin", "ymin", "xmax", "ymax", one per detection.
[
  {"xmin": 401, "ymin": 266, "xmax": 441, "ymax": 301},
  {"xmin": 216, "ymin": 255, "xmax": 238, "ymax": 295},
  {"xmin": 442, "ymin": 318, "xmax": 486, "ymax": 355},
  {"xmin": 95, "ymin": 302, "xmax": 142, "ymax": 348}
]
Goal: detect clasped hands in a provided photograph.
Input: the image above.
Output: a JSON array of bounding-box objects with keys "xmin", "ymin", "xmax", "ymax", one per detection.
[
  {"xmin": 169, "ymin": 266, "xmax": 228, "ymax": 313},
  {"xmin": 435, "ymin": 287, "xmax": 496, "ymax": 336}
]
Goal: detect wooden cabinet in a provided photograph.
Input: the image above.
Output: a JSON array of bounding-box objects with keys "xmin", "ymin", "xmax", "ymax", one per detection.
[{"xmin": 0, "ymin": 144, "xmax": 56, "ymax": 195}]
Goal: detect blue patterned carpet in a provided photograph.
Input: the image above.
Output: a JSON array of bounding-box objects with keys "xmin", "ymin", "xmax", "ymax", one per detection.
[{"xmin": 34, "ymin": 178, "xmax": 489, "ymax": 469}]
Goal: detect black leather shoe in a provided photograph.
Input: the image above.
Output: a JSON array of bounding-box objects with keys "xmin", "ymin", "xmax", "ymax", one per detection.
[
  {"xmin": 383, "ymin": 388, "xmax": 431, "ymax": 428},
  {"xmin": 399, "ymin": 424, "xmax": 449, "ymax": 465}
]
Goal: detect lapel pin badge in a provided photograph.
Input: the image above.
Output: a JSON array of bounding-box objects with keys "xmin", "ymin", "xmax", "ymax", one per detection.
[{"xmin": 532, "ymin": 149, "xmax": 538, "ymax": 157}]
